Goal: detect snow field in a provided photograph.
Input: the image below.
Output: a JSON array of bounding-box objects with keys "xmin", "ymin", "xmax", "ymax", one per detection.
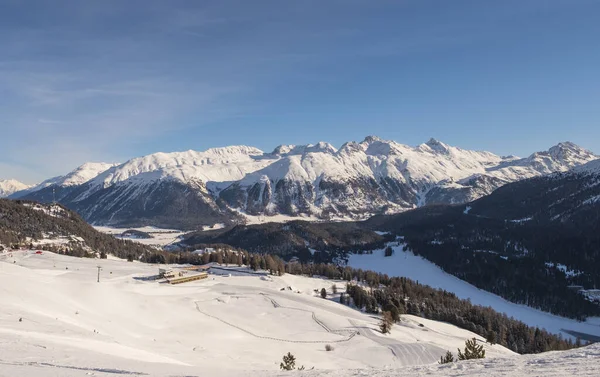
[
  {"xmin": 94, "ymin": 225, "xmax": 186, "ymax": 248},
  {"xmin": 1, "ymin": 251, "xmax": 514, "ymax": 376}
]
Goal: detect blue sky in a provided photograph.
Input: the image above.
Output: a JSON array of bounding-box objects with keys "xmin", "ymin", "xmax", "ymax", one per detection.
[{"xmin": 1, "ymin": 0, "xmax": 599, "ymax": 183}]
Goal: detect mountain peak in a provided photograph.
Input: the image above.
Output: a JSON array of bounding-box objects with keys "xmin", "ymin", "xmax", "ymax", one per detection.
[
  {"xmin": 271, "ymin": 142, "xmax": 337, "ymax": 156},
  {"xmin": 531, "ymin": 142, "xmax": 596, "ymax": 164},
  {"xmin": 271, "ymin": 144, "xmax": 296, "ymax": 155},
  {"xmin": 424, "ymin": 137, "xmax": 451, "ymax": 154},
  {"xmin": 0, "ymin": 179, "xmax": 30, "ymax": 198},
  {"xmin": 362, "ymin": 135, "xmax": 383, "ymax": 144},
  {"xmin": 202, "ymin": 145, "xmax": 264, "ymax": 156},
  {"xmin": 61, "ymin": 162, "xmax": 119, "ymax": 187},
  {"xmin": 309, "ymin": 141, "xmax": 337, "ymax": 154},
  {"xmin": 548, "ymin": 141, "xmax": 590, "ymax": 154}
]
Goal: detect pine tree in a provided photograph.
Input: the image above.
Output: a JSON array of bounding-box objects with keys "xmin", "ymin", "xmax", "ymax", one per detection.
[
  {"xmin": 384, "ymin": 246, "xmax": 394, "ymax": 257},
  {"xmin": 280, "ymin": 352, "xmax": 296, "ymax": 370},
  {"xmin": 439, "ymin": 351, "xmax": 454, "ymax": 364},
  {"xmin": 380, "ymin": 311, "xmax": 393, "ymax": 334},
  {"xmin": 383, "ymin": 303, "xmax": 400, "ymax": 322},
  {"xmin": 458, "ymin": 338, "xmax": 486, "ymax": 360},
  {"xmin": 321, "ymin": 288, "xmax": 327, "ymax": 299},
  {"xmin": 486, "ymin": 330, "xmax": 497, "ymax": 345}
]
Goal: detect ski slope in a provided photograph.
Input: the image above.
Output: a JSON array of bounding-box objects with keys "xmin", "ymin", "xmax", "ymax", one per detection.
[
  {"xmin": 0, "ymin": 250, "xmax": 516, "ymax": 376},
  {"xmin": 347, "ymin": 245, "xmax": 600, "ymax": 340}
]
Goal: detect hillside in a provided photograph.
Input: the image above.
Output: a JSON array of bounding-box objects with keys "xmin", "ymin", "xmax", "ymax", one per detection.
[
  {"xmin": 0, "ymin": 250, "xmax": 522, "ymax": 376},
  {"xmin": 0, "ymin": 199, "xmax": 154, "ymax": 260},
  {"xmin": 12, "ymin": 137, "xmax": 597, "ymax": 229},
  {"xmin": 182, "ymin": 220, "xmax": 392, "ymax": 261},
  {"xmin": 2, "ymin": 251, "xmax": 598, "ymax": 377},
  {"xmin": 361, "ymin": 164, "xmax": 600, "ymax": 319},
  {"xmin": 347, "ymin": 245, "xmax": 600, "ymax": 341}
]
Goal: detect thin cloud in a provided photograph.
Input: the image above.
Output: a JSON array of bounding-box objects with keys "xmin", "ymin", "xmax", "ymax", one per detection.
[{"xmin": 1, "ymin": 0, "xmax": 596, "ymax": 182}]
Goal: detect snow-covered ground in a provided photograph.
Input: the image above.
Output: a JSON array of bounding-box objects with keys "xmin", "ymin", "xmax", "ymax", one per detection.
[
  {"xmin": 347, "ymin": 245, "xmax": 600, "ymax": 340},
  {"xmin": 0, "ymin": 250, "xmax": 520, "ymax": 376},
  {"xmin": 94, "ymin": 226, "xmax": 186, "ymax": 248},
  {"xmin": 273, "ymin": 344, "xmax": 600, "ymax": 377}
]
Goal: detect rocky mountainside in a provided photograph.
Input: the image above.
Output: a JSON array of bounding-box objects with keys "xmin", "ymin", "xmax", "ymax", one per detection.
[
  {"xmin": 0, "ymin": 179, "xmax": 30, "ymax": 198},
  {"xmin": 12, "ymin": 137, "xmax": 598, "ymax": 229}
]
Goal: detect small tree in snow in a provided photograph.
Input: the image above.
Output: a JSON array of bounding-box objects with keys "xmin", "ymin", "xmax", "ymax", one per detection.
[
  {"xmin": 384, "ymin": 246, "xmax": 394, "ymax": 257},
  {"xmin": 280, "ymin": 352, "xmax": 304, "ymax": 371},
  {"xmin": 320, "ymin": 288, "xmax": 327, "ymax": 299},
  {"xmin": 331, "ymin": 284, "xmax": 338, "ymax": 294},
  {"xmin": 380, "ymin": 311, "xmax": 393, "ymax": 334},
  {"xmin": 439, "ymin": 350, "xmax": 454, "ymax": 364},
  {"xmin": 280, "ymin": 352, "xmax": 296, "ymax": 370},
  {"xmin": 383, "ymin": 303, "xmax": 400, "ymax": 322},
  {"xmin": 458, "ymin": 338, "xmax": 486, "ymax": 360}
]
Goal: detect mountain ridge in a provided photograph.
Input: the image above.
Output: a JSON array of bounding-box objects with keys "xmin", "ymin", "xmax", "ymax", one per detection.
[{"xmin": 9, "ymin": 137, "xmax": 598, "ymax": 229}]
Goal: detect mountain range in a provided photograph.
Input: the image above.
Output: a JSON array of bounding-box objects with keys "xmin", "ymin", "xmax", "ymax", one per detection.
[
  {"xmin": 7, "ymin": 137, "xmax": 598, "ymax": 229},
  {"xmin": 183, "ymin": 157, "xmax": 600, "ymax": 319}
]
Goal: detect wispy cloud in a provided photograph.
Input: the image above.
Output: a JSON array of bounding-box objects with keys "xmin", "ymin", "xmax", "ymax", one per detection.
[{"xmin": 2, "ymin": 0, "xmax": 593, "ymax": 183}]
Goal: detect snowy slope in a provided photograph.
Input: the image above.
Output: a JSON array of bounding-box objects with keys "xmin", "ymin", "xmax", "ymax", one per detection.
[
  {"xmin": 0, "ymin": 179, "xmax": 30, "ymax": 197},
  {"xmin": 347, "ymin": 245, "xmax": 600, "ymax": 340},
  {"xmin": 0, "ymin": 250, "xmax": 515, "ymax": 376},
  {"xmin": 575, "ymin": 158, "xmax": 600, "ymax": 175},
  {"xmin": 9, "ymin": 162, "xmax": 117, "ymax": 200},
  {"xmin": 274, "ymin": 344, "xmax": 600, "ymax": 377},
  {"xmin": 29, "ymin": 162, "xmax": 117, "ymax": 191},
  {"xmin": 90, "ymin": 146, "xmax": 268, "ymax": 188},
  {"xmin": 16, "ymin": 137, "xmax": 597, "ymax": 228}
]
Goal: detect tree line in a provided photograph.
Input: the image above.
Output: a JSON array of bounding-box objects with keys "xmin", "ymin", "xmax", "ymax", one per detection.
[{"xmin": 284, "ymin": 260, "xmax": 587, "ymax": 354}]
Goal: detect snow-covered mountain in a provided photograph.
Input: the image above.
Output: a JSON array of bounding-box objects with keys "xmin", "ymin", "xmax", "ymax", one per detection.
[
  {"xmin": 0, "ymin": 179, "xmax": 30, "ymax": 198},
  {"xmin": 9, "ymin": 162, "xmax": 117, "ymax": 201},
  {"xmin": 15, "ymin": 137, "xmax": 598, "ymax": 229}
]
